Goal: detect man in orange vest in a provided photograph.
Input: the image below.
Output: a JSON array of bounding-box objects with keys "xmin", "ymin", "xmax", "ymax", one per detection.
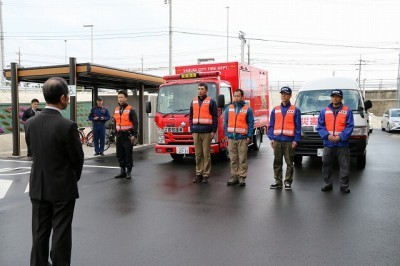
[
  {"xmin": 224, "ymin": 89, "xmax": 254, "ymax": 186},
  {"xmin": 268, "ymin": 86, "xmax": 301, "ymax": 190},
  {"xmin": 189, "ymin": 82, "xmax": 218, "ymax": 183},
  {"xmin": 113, "ymin": 90, "xmax": 139, "ymax": 180},
  {"xmin": 317, "ymin": 89, "xmax": 354, "ymax": 193}
]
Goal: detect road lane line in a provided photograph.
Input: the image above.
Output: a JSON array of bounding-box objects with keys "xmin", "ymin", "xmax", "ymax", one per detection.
[
  {"xmin": 0, "ymin": 179, "xmax": 13, "ymax": 199},
  {"xmin": 25, "ymin": 183, "xmax": 29, "ymax": 193}
]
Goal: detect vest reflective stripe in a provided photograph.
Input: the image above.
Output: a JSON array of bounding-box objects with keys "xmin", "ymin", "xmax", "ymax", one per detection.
[
  {"xmin": 114, "ymin": 105, "xmax": 134, "ymax": 131},
  {"xmin": 273, "ymin": 105, "xmax": 296, "ymax": 136},
  {"xmin": 325, "ymin": 106, "xmax": 348, "ymax": 135},
  {"xmin": 227, "ymin": 104, "xmax": 249, "ymax": 134},
  {"xmin": 193, "ymin": 97, "xmax": 213, "ymax": 125}
]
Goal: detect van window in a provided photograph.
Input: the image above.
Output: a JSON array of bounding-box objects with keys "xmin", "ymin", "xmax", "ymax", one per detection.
[{"xmin": 295, "ymin": 89, "xmax": 362, "ymax": 114}]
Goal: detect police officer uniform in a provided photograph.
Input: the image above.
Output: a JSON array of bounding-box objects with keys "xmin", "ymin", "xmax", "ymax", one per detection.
[{"xmin": 113, "ymin": 102, "xmax": 138, "ymax": 179}]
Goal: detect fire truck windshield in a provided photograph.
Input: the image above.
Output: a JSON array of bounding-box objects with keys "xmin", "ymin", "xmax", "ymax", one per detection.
[{"xmin": 157, "ymin": 82, "xmax": 217, "ymax": 114}]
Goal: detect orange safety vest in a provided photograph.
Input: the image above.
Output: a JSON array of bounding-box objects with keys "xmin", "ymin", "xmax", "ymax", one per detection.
[
  {"xmin": 192, "ymin": 96, "xmax": 213, "ymax": 125},
  {"xmin": 273, "ymin": 105, "xmax": 296, "ymax": 136},
  {"xmin": 325, "ymin": 105, "xmax": 349, "ymax": 135},
  {"xmin": 114, "ymin": 105, "xmax": 133, "ymax": 131},
  {"xmin": 227, "ymin": 104, "xmax": 249, "ymax": 134}
]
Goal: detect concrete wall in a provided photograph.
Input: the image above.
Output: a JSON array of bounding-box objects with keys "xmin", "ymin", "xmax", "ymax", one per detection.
[{"xmin": 365, "ymin": 90, "xmax": 397, "ymax": 115}]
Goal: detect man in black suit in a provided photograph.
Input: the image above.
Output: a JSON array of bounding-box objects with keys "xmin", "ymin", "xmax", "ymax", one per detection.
[
  {"xmin": 25, "ymin": 77, "xmax": 84, "ymax": 266},
  {"xmin": 22, "ymin": 98, "xmax": 41, "ymax": 159}
]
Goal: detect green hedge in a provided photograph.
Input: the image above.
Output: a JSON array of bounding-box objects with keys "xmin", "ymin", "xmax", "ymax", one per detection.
[{"xmin": 0, "ymin": 102, "xmax": 93, "ymax": 134}]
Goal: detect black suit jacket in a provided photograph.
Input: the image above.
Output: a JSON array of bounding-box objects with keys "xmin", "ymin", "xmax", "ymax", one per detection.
[
  {"xmin": 25, "ymin": 108, "xmax": 84, "ymax": 201},
  {"xmin": 21, "ymin": 107, "xmax": 41, "ymax": 121}
]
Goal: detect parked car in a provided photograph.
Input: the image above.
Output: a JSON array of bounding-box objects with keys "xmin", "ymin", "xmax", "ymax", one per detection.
[{"xmin": 381, "ymin": 108, "xmax": 400, "ymax": 133}]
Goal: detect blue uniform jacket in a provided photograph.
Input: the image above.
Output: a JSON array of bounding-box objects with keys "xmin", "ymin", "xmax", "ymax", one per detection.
[
  {"xmin": 268, "ymin": 102, "xmax": 301, "ymax": 143},
  {"xmin": 223, "ymin": 101, "xmax": 255, "ymax": 140},
  {"xmin": 316, "ymin": 103, "xmax": 354, "ymax": 147},
  {"xmin": 88, "ymin": 106, "xmax": 111, "ymax": 126}
]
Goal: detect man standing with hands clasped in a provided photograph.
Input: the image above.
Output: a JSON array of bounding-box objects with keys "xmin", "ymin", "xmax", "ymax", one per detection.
[
  {"xmin": 317, "ymin": 89, "xmax": 354, "ymax": 193},
  {"xmin": 224, "ymin": 89, "xmax": 254, "ymax": 186},
  {"xmin": 268, "ymin": 86, "xmax": 301, "ymax": 190},
  {"xmin": 88, "ymin": 97, "xmax": 110, "ymax": 156},
  {"xmin": 189, "ymin": 82, "xmax": 218, "ymax": 184},
  {"xmin": 113, "ymin": 90, "xmax": 139, "ymax": 180}
]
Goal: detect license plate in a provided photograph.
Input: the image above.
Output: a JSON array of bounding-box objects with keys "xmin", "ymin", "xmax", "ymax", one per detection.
[
  {"xmin": 176, "ymin": 147, "xmax": 189, "ymax": 154},
  {"xmin": 317, "ymin": 148, "xmax": 324, "ymax": 157},
  {"xmin": 164, "ymin": 127, "xmax": 183, "ymax": 133}
]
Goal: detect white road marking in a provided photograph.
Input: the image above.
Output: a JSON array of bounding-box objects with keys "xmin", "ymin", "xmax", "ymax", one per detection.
[
  {"xmin": 25, "ymin": 183, "xmax": 29, "ymax": 193},
  {"xmin": 0, "ymin": 167, "xmax": 31, "ymax": 176},
  {"xmin": 0, "ymin": 179, "xmax": 13, "ymax": 199}
]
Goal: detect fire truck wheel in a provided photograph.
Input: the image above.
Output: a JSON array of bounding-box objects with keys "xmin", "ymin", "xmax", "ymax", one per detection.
[
  {"xmin": 252, "ymin": 129, "xmax": 262, "ymax": 151},
  {"xmin": 170, "ymin": 154, "xmax": 184, "ymax": 161},
  {"xmin": 294, "ymin": 154, "xmax": 303, "ymax": 165}
]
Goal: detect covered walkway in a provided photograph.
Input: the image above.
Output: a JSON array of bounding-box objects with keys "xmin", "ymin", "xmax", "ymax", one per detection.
[{"xmin": 3, "ymin": 58, "xmax": 164, "ymax": 156}]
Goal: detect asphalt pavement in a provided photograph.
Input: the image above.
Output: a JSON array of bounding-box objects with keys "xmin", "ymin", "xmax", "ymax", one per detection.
[{"xmin": 1, "ymin": 130, "xmax": 400, "ymax": 266}]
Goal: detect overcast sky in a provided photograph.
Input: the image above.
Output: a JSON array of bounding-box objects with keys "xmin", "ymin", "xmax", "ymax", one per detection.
[{"xmin": 2, "ymin": 0, "xmax": 400, "ymax": 84}]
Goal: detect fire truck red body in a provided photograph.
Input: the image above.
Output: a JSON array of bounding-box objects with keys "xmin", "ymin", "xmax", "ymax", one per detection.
[{"xmin": 148, "ymin": 62, "xmax": 269, "ymax": 160}]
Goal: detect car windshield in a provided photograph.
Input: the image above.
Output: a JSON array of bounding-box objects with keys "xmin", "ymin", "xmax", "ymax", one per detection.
[
  {"xmin": 295, "ymin": 89, "xmax": 362, "ymax": 114},
  {"xmin": 157, "ymin": 82, "xmax": 217, "ymax": 114},
  {"xmin": 390, "ymin": 109, "xmax": 400, "ymax": 117}
]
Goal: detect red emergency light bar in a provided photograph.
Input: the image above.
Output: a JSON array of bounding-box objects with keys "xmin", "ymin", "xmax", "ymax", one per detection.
[{"xmin": 163, "ymin": 71, "xmax": 221, "ymax": 81}]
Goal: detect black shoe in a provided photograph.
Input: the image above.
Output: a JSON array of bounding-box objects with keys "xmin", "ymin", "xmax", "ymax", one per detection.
[
  {"xmin": 126, "ymin": 172, "xmax": 132, "ymax": 179},
  {"xmin": 94, "ymin": 153, "xmax": 99, "ymax": 156},
  {"xmin": 227, "ymin": 177, "xmax": 239, "ymax": 186},
  {"xmin": 115, "ymin": 167, "xmax": 126, "ymax": 179},
  {"xmin": 340, "ymin": 187, "xmax": 350, "ymax": 193},
  {"xmin": 193, "ymin": 175, "xmax": 203, "ymax": 183},
  {"xmin": 321, "ymin": 184, "xmax": 333, "ymax": 192},
  {"xmin": 202, "ymin": 176, "xmax": 210, "ymax": 184},
  {"xmin": 100, "ymin": 152, "xmax": 104, "ymax": 156},
  {"xmin": 284, "ymin": 183, "xmax": 291, "ymax": 190},
  {"xmin": 270, "ymin": 183, "xmax": 283, "ymax": 189}
]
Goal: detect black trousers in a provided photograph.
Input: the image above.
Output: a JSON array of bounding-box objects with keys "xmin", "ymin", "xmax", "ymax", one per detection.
[
  {"xmin": 30, "ymin": 199, "xmax": 76, "ymax": 266},
  {"xmin": 116, "ymin": 133, "xmax": 133, "ymax": 170}
]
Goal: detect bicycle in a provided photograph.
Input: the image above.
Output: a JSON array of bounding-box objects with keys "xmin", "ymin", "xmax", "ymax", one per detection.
[{"xmin": 78, "ymin": 127, "xmax": 94, "ymax": 147}]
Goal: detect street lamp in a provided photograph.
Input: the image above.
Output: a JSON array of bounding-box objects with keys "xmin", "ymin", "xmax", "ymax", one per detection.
[
  {"xmin": 64, "ymin": 40, "xmax": 67, "ymax": 64},
  {"xmin": 83, "ymin": 24, "xmax": 94, "ymax": 63}
]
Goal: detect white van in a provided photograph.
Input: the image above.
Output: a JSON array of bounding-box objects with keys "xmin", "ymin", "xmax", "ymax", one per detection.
[{"xmin": 294, "ymin": 77, "xmax": 373, "ymax": 169}]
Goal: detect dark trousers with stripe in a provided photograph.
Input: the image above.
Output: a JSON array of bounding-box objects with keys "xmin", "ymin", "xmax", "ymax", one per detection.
[{"xmin": 322, "ymin": 146, "xmax": 350, "ymax": 188}]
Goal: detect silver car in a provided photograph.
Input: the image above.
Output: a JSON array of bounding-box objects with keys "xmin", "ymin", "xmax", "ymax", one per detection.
[{"xmin": 381, "ymin": 108, "xmax": 400, "ymax": 132}]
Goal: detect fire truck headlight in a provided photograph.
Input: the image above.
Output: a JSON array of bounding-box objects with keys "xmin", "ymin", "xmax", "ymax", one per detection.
[
  {"xmin": 157, "ymin": 128, "xmax": 165, "ymax": 144},
  {"xmin": 211, "ymin": 133, "xmax": 217, "ymax": 143}
]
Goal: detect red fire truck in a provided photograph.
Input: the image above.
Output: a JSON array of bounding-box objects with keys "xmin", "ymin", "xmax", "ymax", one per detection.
[{"xmin": 146, "ymin": 62, "xmax": 269, "ymax": 160}]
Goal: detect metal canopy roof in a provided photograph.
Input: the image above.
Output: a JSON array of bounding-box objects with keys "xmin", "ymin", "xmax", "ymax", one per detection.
[{"xmin": 3, "ymin": 63, "xmax": 164, "ymax": 93}]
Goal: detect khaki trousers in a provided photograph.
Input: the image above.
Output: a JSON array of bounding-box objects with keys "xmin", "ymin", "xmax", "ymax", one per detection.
[
  {"xmin": 273, "ymin": 141, "xmax": 295, "ymax": 185},
  {"xmin": 193, "ymin": 132, "xmax": 212, "ymax": 177},
  {"xmin": 228, "ymin": 138, "xmax": 248, "ymax": 178}
]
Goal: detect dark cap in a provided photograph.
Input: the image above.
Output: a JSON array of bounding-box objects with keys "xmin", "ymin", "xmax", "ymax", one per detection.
[
  {"xmin": 96, "ymin": 97, "xmax": 103, "ymax": 101},
  {"xmin": 330, "ymin": 89, "xmax": 343, "ymax": 97},
  {"xmin": 279, "ymin": 86, "xmax": 292, "ymax": 95}
]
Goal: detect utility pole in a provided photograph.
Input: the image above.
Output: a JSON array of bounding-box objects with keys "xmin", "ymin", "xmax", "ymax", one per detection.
[
  {"xmin": 247, "ymin": 41, "xmax": 250, "ymax": 65},
  {"xmin": 397, "ymin": 51, "xmax": 400, "ymax": 107},
  {"xmin": 16, "ymin": 48, "xmax": 21, "ymax": 66},
  {"xmin": 0, "ymin": 0, "xmax": 5, "ymax": 85},
  {"xmin": 165, "ymin": 0, "xmax": 173, "ymax": 74},
  {"xmin": 226, "ymin": 6, "xmax": 229, "ymax": 62},
  {"xmin": 239, "ymin": 31, "xmax": 246, "ymax": 64},
  {"xmin": 357, "ymin": 55, "xmax": 366, "ymax": 87}
]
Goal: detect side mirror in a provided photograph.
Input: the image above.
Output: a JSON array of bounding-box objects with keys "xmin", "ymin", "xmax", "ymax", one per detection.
[
  {"xmin": 383, "ymin": 113, "xmax": 388, "ymax": 117},
  {"xmin": 145, "ymin": 101, "xmax": 152, "ymax": 114},
  {"xmin": 217, "ymin": 94, "xmax": 225, "ymax": 109},
  {"xmin": 364, "ymin": 100, "xmax": 372, "ymax": 110}
]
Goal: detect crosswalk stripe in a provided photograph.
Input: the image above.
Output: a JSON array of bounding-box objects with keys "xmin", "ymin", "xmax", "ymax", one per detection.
[{"xmin": 0, "ymin": 179, "xmax": 13, "ymax": 199}]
